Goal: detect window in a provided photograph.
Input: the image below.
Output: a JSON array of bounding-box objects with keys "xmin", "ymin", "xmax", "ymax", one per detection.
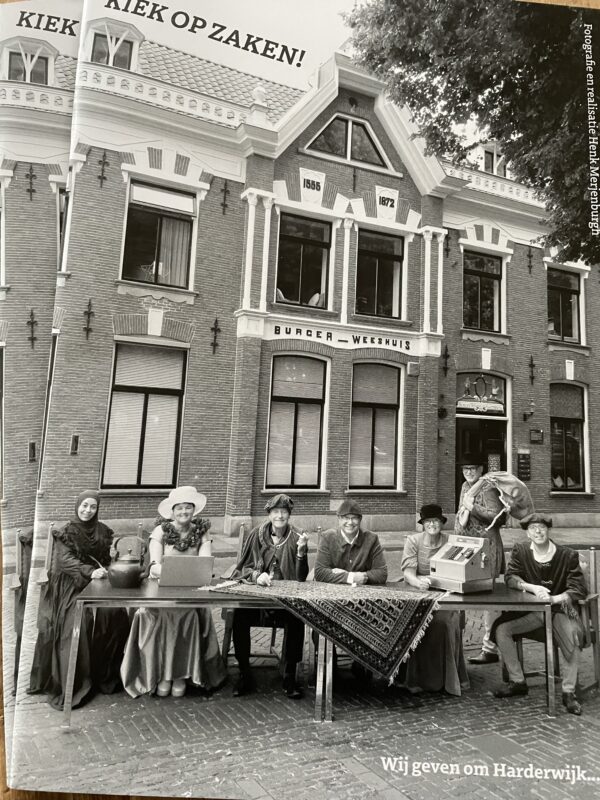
[
  {"xmin": 102, "ymin": 344, "xmax": 186, "ymax": 488},
  {"xmin": 57, "ymin": 188, "xmax": 69, "ymax": 268},
  {"xmin": 122, "ymin": 183, "xmax": 195, "ymax": 289},
  {"xmin": 463, "ymin": 251, "xmax": 502, "ymax": 332},
  {"xmin": 550, "ymin": 384, "xmax": 585, "ymax": 492},
  {"xmin": 483, "ymin": 148, "xmax": 506, "ymax": 177},
  {"xmin": 8, "ymin": 51, "xmax": 48, "ymax": 84},
  {"xmin": 266, "ymin": 356, "xmax": 326, "ymax": 488},
  {"xmin": 307, "ymin": 115, "xmax": 387, "ymax": 167},
  {"xmin": 276, "ymin": 214, "xmax": 331, "ymax": 307},
  {"xmin": 355, "ymin": 230, "xmax": 403, "ymax": 318},
  {"xmin": 547, "ymin": 268, "xmax": 580, "ymax": 342},
  {"xmin": 91, "ymin": 33, "xmax": 133, "ymax": 69},
  {"xmin": 349, "ymin": 364, "xmax": 399, "ymax": 488},
  {"xmin": 38, "ymin": 334, "xmax": 58, "ymax": 487}
]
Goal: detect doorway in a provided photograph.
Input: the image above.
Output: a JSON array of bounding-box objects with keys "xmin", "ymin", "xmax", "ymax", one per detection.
[{"xmin": 455, "ymin": 417, "xmax": 507, "ymax": 508}]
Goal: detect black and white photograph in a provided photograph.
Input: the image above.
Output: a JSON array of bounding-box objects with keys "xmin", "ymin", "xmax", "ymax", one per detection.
[{"xmin": 4, "ymin": 0, "xmax": 600, "ymax": 797}]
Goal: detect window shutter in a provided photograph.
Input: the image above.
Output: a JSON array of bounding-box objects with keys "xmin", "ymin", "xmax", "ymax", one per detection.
[
  {"xmin": 140, "ymin": 395, "xmax": 179, "ymax": 485},
  {"xmin": 353, "ymin": 364, "xmax": 398, "ymax": 404},
  {"xmin": 550, "ymin": 384, "xmax": 583, "ymax": 418},
  {"xmin": 272, "ymin": 356, "xmax": 324, "ymax": 400},
  {"xmin": 103, "ymin": 393, "xmax": 144, "ymax": 484},
  {"xmin": 115, "ymin": 344, "xmax": 184, "ymax": 389}
]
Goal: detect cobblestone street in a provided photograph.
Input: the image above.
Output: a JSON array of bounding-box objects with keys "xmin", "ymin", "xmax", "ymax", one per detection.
[{"xmin": 6, "ymin": 532, "xmax": 600, "ymax": 800}]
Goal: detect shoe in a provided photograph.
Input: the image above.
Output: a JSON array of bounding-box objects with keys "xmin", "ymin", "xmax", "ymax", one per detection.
[
  {"xmin": 156, "ymin": 679, "xmax": 172, "ymax": 697},
  {"xmin": 283, "ymin": 676, "xmax": 304, "ymax": 699},
  {"xmin": 468, "ymin": 651, "xmax": 499, "ymax": 665},
  {"xmin": 171, "ymin": 679, "xmax": 187, "ymax": 698},
  {"xmin": 493, "ymin": 681, "xmax": 528, "ymax": 698},
  {"xmin": 232, "ymin": 673, "xmax": 256, "ymax": 697},
  {"xmin": 562, "ymin": 692, "xmax": 582, "ymax": 716}
]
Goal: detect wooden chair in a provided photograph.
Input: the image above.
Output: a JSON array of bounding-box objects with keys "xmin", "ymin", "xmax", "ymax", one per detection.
[{"xmin": 502, "ymin": 547, "xmax": 600, "ymax": 692}]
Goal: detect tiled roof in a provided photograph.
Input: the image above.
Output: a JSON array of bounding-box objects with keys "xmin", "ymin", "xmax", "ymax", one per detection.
[
  {"xmin": 55, "ymin": 54, "xmax": 77, "ymax": 90},
  {"xmin": 137, "ymin": 41, "xmax": 305, "ymax": 122}
]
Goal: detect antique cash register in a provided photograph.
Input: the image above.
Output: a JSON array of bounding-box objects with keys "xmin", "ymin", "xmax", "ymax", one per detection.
[{"xmin": 428, "ymin": 535, "xmax": 494, "ymax": 593}]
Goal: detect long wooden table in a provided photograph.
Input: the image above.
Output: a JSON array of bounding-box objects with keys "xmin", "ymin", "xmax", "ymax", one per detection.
[{"xmin": 62, "ymin": 581, "xmax": 555, "ymax": 726}]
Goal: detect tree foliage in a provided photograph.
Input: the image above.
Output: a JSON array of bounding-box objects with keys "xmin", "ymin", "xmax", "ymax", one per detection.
[{"xmin": 347, "ymin": 0, "xmax": 595, "ymax": 263}]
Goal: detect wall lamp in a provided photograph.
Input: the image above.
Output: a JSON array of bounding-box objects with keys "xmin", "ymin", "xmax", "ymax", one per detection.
[{"xmin": 523, "ymin": 399, "xmax": 536, "ymax": 421}]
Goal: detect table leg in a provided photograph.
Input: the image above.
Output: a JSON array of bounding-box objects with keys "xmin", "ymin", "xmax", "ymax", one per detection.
[
  {"xmin": 324, "ymin": 638, "xmax": 333, "ymax": 722},
  {"xmin": 62, "ymin": 600, "xmax": 84, "ymax": 728},
  {"xmin": 544, "ymin": 604, "xmax": 556, "ymax": 717},
  {"xmin": 591, "ymin": 599, "xmax": 600, "ymax": 689},
  {"xmin": 314, "ymin": 633, "xmax": 325, "ymax": 722}
]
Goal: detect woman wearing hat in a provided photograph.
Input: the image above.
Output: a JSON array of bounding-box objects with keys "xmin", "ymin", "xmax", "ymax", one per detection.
[
  {"xmin": 400, "ymin": 504, "xmax": 469, "ymax": 696},
  {"xmin": 28, "ymin": 491, "xmax": 130, "ymax": 710},
  {"xmin": 120, "ymin": 486, "xmax": 226, "ymax": 698},
  {"xmin": 230, "ymin": 493, "xmax": 309, "ymax": 699}
]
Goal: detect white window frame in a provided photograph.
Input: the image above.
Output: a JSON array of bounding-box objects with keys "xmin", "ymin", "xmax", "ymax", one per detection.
[
  {"xmin": 543, "ymin": 256, "xmax": 589, "ymax": 347},
  {"xmin": 101, "ymin": 342, "xmax": 187, "ymax": 490},
  {"xmin": 354, "ymin": 227, "xmax": 405, "ymax": 320},
  {"xmin": 0, "ymin": 37, "xmax": 57, "ymax": 85},
  {"xmin": 458, "ymin": 239, "xmax": 512, "ymax": 335},
  {"xmin": 348, "ymin": 360, "xmax": 404, "ymax": 491},
  {"xmin": 263, "ymin": 353, "xmax": 330, "ymax": 492},
  {"xmin": 119, "ymin": 179, "xmax": 199, "ymax": 292},
  {"xmin": 303, "ymin": 113, "xmax": 397, "ymax": 174},
  {"xmin": 549, "ymin": 382, "xmax": 590, "ymax": 494},
  {"xmin": 84, "ymin": 18, "xmax": 144, "ymax": 72}
]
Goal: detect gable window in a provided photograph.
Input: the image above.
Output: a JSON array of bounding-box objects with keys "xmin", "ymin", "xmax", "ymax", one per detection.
[
  {"xmin": 356, "ymin": 230, "xmax": 403, "ymax": 318},
  {"xmin": 463, "ymin": 251, "xmax": 502, "ymax": 332},
  {"xmin": 8, "ymin": 51, "xmax": 48, "ymax": 84},
  {"xmin": 122, "ymin": 183, "xmax": 195, "ymax": 289},
  {"xmin": 550, "ymin": 384, "xmax": 585, "ymax": 492},
  {"xmin": 276, "ymin": 214, "xmax": 330, "ymax": 307},
  {"xmin": 547, "ymin": 268, "xmax": 580, "ymax": 342},
  {"xmin": 308, "ymin": 115, "xmax": 387, "ymax": 168},
  {"xmin": 91, "ymin": 32, "xmax": 133, "ymax": 70},
  {"xmin": 349, "ymin": 364, "xmax": 400, "ymax": 488},
  {"xmin": 265, "ymin": 356, "xmax": 326, "ymax": 488},
  {"xmin": 102, "ymin": 344, "xmax": 186, "ymax": 488}
]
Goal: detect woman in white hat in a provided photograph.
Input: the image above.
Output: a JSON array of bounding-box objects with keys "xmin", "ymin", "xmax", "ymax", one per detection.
[{"xmin": 121, "ymin": 487, "xmax": 226, "ymax": 698}]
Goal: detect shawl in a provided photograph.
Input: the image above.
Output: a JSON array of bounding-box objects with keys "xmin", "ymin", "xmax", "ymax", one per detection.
[{"xmin": 215, "ymin": 580, "xmax": 440, "ymax": 681}]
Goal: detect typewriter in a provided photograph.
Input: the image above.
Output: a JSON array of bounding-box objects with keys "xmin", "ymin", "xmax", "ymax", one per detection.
[{"xmin": 428, "ymin": 535, "xmax": 494, "ymax": 593}]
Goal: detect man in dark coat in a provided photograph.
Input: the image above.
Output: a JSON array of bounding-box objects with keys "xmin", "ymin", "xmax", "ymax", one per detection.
[
  {"xmin": 493, "ymin": 513, "xmax": 587, "ymax": 715},
  {"xmin": 230, "ymin": 494, "xmax": 308, "ymax": 699}
]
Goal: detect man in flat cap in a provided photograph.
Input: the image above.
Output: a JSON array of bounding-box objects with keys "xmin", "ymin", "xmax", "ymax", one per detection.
[
  {"xmin": 314, "ymin": 499, "xmax": 387, "ymax": 586},
  {"xmin": 493, "ymin": 513, "xmax": 587, "ymax": 715},
  {"xmin": 230, "ymin": 494, "xmax": 308, "ymax": 699}
]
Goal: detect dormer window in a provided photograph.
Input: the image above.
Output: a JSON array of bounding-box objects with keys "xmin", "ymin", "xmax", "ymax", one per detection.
[
  {"xmin": 8, "ymin": 51, "xmax": 48, "ymax": 84},
  {"xmin": 0, "ymin": 38, "xmax": 57, "ymax": 85},
  {"xmin": 483, "ymin": 146, "xmax": 506, "ymax": 178},
  {"xmin": 91, "ymin": 32, "xmax": 133, "ymax": 70},
  {"xmin": 307, "ymin": 115, "xmax": 388, "ymax": 168},
  {"xmin": 85, "ymin": 18, "xmax": 144, "ymax": 72}
]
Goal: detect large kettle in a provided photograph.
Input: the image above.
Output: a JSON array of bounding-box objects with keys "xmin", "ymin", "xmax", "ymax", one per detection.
[{"xmin": 107, "ymin": 535, "xmax": 150, "ymax": 589}]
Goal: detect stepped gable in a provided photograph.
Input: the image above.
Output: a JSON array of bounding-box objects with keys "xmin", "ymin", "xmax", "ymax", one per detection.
[{"xmin": 137, "ymin": 40, "xmax": 305, "ymax": 122}]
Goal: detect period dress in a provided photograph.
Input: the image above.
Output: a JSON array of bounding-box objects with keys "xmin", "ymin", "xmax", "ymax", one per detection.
[
  {"xmin": 401, "ymin": 532, "xmax": 469, "ymax": 696},
  {"xmin": 28, "ymin": 515, "xmax": 130, "ymax": 710},
  {"xmin": 120, "ymin": 524, "xmax": 226, "ymax": 696}
]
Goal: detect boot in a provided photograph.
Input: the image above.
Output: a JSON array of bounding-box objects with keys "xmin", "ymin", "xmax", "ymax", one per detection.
[{"xmin": 562, "ymin": 692, "xmax": 582, "ymax": 716}]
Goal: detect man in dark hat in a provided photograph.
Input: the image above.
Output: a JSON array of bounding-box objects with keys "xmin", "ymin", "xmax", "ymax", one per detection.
[
  {"xmin": 455, "ymin": 452, "xmax": 506, "ymax": 665},
  {"xmin": 230, "ymin": 493, "xmax": 309, "ymax": 699},
  {"xmin": 493, "ymin": 513, "xmax": 587, "ymax": 715},
  {"xmin": 314, "ymin": 499, "xmax": 387, "ymax": 585}
]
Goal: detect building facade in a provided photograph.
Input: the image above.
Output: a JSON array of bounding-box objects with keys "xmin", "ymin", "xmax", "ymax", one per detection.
[
  {"xmin": 35, "ymin": 20, "xmax": 600, "ymax": 535},
  {"xmin": 0, "ymin": 14, "xmax": 78, "ymax": 528}
]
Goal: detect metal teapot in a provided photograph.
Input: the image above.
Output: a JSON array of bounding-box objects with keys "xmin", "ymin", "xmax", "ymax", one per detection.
[{"xmin": 107, "ymin": 535, "xmax": 150, "ymax": 589}]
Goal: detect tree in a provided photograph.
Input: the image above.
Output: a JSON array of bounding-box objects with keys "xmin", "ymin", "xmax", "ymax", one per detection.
[{"xmin": 347, "ymin": 0, "xmax": 596, "ymax": 264}]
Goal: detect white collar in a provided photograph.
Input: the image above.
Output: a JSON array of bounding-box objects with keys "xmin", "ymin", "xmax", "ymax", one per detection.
[
  {"xmin": 530, "ymin": 540, "xmax": 556, "ymax": 563},
  {"xmin": 340, "ymin": 529, "xmax": 360, "ymax": 546}
]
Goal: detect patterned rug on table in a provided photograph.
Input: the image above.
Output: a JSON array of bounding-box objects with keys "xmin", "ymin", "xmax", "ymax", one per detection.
[{"xmin": 213, "ymin": 580, "xmax": 442, "ymax": 680}]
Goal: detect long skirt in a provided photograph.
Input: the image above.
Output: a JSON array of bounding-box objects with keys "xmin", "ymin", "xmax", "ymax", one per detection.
[
  {"xmin": 28, "ymin": 576, "xmax": 130, "ymax": 710},
  {"xmin": 404, "ymin": 610, "xmax": 470, "ymax": 696},
  {"xmin": 120, "ymin": 607, "xmax": 227, "ymax": 697}
]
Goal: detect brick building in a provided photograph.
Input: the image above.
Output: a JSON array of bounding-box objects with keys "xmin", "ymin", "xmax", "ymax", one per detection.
[
  {"xmin": 35, "ymin": 20, "xmax": 600, "ymax": 536},
  {"xmin": 0, "ymin": 11, "xmax": 78, "ymax": 528}
]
